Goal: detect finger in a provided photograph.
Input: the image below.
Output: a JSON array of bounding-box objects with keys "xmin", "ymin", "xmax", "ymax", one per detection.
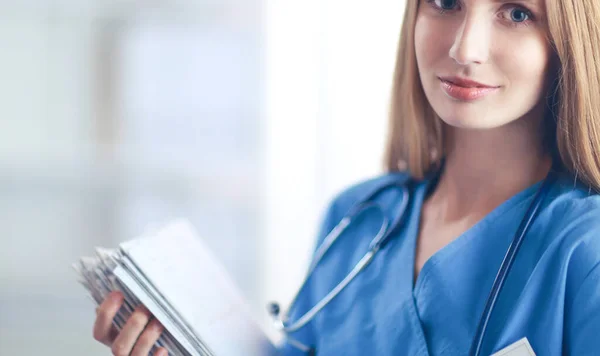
[
  {"xmin": 95, "ymin": 305, "xmax": 120, "ymax": 345},
  {"xmin": 93, "ymin": 291, "xmax": 124, "ymax": 345},
  {"xmin": 155, "ymin": 347, "xmax": 169, "ymax": 356},
  {"xmin": 111, "ymin": 305, "xmax": 152, "ymax": 356},
  {"xmin": 131, "ymin": 318, "xmax": 164, "ymax": 356}
]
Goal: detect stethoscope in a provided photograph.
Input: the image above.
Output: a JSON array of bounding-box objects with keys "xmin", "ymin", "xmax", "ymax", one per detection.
[{"xmin": 268, "ymin": 169, "xmax": 557, "ymax": 356}]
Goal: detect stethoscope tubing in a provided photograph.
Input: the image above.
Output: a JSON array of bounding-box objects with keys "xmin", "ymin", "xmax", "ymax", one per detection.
[
  {"xmin": 469, "ymin": 172, "xmax": 556, "ymax": 356},
  {"xmin": 272, "ymin": 170, "xmax": 555, "ymax": 355},
  {"xmin": 276, "ymin": 203, "xmax": 392, "ymax": 334}
]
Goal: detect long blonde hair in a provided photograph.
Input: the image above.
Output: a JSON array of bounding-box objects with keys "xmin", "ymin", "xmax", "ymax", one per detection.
[{"xmin": 384, "ymin": 0, "xmax": 600, "ymax": 191}]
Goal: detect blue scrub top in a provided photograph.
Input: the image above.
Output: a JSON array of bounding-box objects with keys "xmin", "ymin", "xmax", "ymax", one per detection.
[{"xmin": 280, "ymin": 171, "xmax": 600, "ymax": 356}]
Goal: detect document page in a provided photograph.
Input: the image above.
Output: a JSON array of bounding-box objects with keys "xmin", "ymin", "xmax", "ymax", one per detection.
[{"xmin": 119, "ymin": 220, "xmax": 278, "ymax": 356}]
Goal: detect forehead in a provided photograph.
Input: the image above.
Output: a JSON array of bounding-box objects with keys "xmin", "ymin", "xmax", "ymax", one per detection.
[{"xmin": 458, "ymin": 0, "xmax": 544, "ymax": 7}]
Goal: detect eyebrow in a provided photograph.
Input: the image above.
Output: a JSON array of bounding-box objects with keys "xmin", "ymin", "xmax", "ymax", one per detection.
[
  {"xmin": 493, "ymin": 0, "xmax": 541, "ymax": 6},
  {"xmin": 492, "ymin": 0, "xmax": 544, "ymax": 11}
]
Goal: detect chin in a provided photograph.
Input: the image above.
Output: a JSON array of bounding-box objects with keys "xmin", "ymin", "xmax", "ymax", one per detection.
[
  {"xmin": 431, "ymin": 96, "xmax": 512, "ymax": 130},
  {"xmin": 439, "ymin": 116, "xmax": 491, "ymax": 130},
  {"xmin": 434, "ymin": 107, "xmax": 491, "ymax": 130}
]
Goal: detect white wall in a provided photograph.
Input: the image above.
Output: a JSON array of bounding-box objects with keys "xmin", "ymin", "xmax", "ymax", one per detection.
[
  {"xmin": 0, "ymin": 3, "xmax": 266, "ymax": 355},
  {"xmin": 263, "ymin": 0, "xmax": 406, "ymax": 338},
  {"xmin": 0, "ymin": 0, "xmax": 407, "ymax": 353}
]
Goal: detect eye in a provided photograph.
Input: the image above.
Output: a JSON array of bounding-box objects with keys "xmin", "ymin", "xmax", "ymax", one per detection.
[
  {"xmin": 498, "ymin": 5, "xmax": 535, "ymax": 26},
  {"xmin": 426, "ymin": 0, "xmax": 460, "ymax": 13},
  {"xmin": 509, "ymin": 8, "xmax": 530, "ymax": 22},
  {"xmin": 436, "ymin": 0, "xmax": 459, "ymax": 10}
]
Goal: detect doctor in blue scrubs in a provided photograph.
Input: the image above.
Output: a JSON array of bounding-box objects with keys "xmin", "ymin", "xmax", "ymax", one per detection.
[
  {"xmin": 275, "ymin": 0, "xmax": 600, "ymax": 355},
  {"xmin": 92, "ymin": 0, "xmax": 600, "ymax": 355}
]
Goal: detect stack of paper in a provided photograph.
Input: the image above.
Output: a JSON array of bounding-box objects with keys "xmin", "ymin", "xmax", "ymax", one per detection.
[{"xmin": 73, "ymin": 219, "xmax": 278, "ymax": 356}]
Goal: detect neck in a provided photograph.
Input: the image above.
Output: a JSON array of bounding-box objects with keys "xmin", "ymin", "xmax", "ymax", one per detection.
[{"xmin": 427, "ymin": 118, "xmax": 552, "ymax": 222}]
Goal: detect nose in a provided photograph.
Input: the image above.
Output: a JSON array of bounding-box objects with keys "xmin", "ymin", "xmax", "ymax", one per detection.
[{"xmin": 449, "ymin": 12, "xmax": 491, "ymax": 66}]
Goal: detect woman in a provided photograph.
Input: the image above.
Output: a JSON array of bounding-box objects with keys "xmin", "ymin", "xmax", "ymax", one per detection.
[{"xmin": 93, "ymin": 0, "xmax": 600, "ymax": 354}]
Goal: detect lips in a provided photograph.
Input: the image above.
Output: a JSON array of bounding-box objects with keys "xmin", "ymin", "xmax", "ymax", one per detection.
[{"xmin": 438, "ymin": 76, "xmax": 500, "ymax": 101}]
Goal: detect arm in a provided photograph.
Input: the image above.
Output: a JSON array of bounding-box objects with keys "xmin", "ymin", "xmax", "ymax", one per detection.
[{"xmin": 564, "ymin": 260, "xmax": 600, "ymax": 355}]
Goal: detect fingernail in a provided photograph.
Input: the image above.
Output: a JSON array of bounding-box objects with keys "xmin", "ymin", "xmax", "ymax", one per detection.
[
  {"xmin": 110, "ymin": 292, "xmax": 123, "ymax": 302},
  {"xmin": 153, "ymin": 322, "xmax": 164, "ymax": 332}
]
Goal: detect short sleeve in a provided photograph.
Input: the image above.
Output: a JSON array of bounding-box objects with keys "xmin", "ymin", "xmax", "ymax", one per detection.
[
  {"xmin": 564, "ymin": 260, "xmax": 600, "ymax": 355},
  {"xmin": 279, "ymin": 199, "xmax": 341, "ymax": 355}
]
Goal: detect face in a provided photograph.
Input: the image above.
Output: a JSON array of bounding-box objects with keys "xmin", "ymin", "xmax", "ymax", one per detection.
[{"xmin": 414, "ymin": 0, "xmax": 553, "ymax": 130}]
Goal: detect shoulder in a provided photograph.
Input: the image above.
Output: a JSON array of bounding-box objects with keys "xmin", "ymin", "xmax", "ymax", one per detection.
[
  {"xmin": 326, "ymin": 171, "xmax": 412, "ymax": 217},
  {"xmin": 315, "ymin": 171, "xmax": 412, "ymax": 239},
  {"xmin": 539, "ymin": 174, "xmax": 600, "ymax": 288},
  {"xmin": 543, "ymin": 174, "xmax": 600, "ymax": 245}
]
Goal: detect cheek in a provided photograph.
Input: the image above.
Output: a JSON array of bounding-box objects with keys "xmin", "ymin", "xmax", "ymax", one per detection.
[
  {"xmin": 498, "ymin": 35, "xmax": 551, "ymax": 101},
  {"xmin": 414, "ymin": 16, "xmax": 448, "ymax": 74}
]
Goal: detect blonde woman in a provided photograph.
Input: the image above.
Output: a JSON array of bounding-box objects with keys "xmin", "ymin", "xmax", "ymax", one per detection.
[{"xmin": 93, "ymin": 0, "xmax": 600, "ymax": 355}]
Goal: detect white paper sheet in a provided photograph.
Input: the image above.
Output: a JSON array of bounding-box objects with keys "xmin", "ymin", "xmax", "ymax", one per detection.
[{"xmin": 75, "ymin": 219, "xmax": 278, "ymax": 356}]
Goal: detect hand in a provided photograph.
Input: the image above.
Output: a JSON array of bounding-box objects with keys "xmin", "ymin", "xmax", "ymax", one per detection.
[{"xmin": 93, "ymin": 291, "xmax": 169, "ymax": 356}]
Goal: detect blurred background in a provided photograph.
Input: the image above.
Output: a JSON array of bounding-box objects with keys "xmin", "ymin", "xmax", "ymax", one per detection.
[{"xmin": 0, "ymin": 0, "xmax": 405, "ymax": 354}]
